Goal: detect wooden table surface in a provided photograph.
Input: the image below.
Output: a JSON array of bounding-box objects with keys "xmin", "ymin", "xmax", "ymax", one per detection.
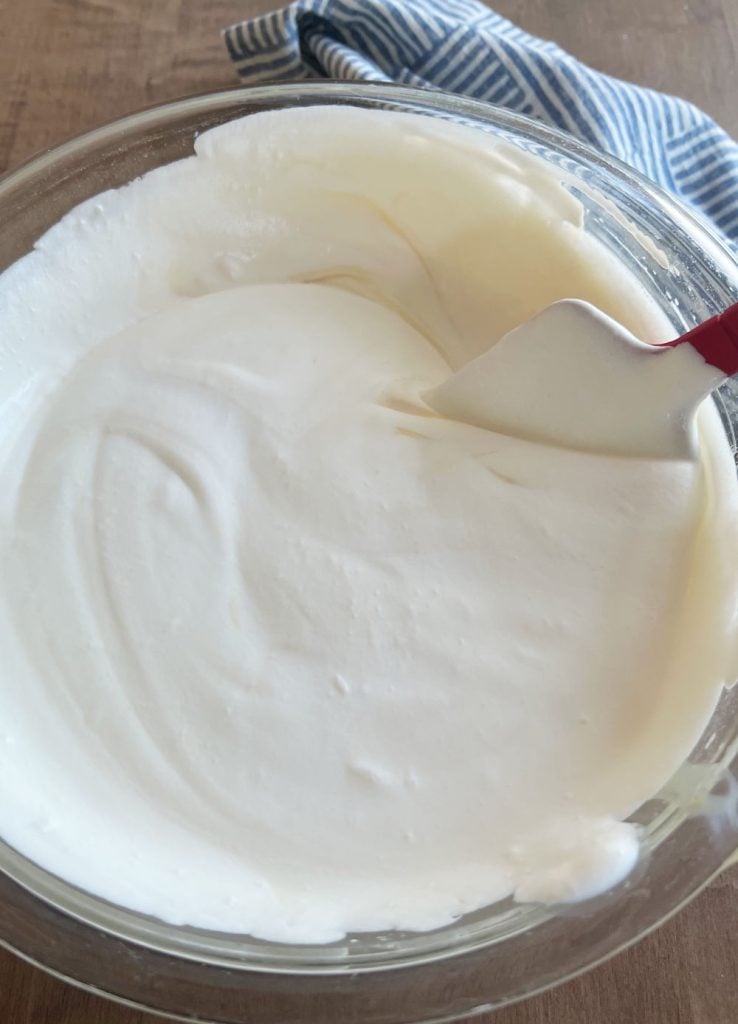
[{"xmin": 1, "ymin": 1, "xmax": 738, "ymax": 1021}]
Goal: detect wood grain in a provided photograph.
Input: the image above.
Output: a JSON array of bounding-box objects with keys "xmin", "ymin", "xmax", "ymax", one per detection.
[{"xmin": 1, "ymin": 1, "xmax": 737, "ymax": 1021}]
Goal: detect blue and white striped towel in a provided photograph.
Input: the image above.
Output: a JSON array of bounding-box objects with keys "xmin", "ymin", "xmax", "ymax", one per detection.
[{"xmin": 224, "ymin": 0, "xmax": 738, "ymax": 248}]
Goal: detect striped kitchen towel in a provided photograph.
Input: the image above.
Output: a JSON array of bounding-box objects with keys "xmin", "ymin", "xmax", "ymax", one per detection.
[{"xmin": 224, "ymin": 0, "xmax": 738, "ymax": 247}]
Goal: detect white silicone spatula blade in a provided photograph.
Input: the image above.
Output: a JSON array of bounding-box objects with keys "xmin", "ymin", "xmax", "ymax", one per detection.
[{"xmin": 424, "ymin": 300, "xmax": 725, "ymax": 459}]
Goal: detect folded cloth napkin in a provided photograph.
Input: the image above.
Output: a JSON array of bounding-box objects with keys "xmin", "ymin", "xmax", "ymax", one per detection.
[{"xmin": 224, "ymin": 0, "xmax": 738, "ymax": 248}]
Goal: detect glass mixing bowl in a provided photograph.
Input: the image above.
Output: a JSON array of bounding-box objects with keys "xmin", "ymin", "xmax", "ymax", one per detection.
[{"xmin": 1, "ymin": 82, "xmax": 737, "ymax": 1024}]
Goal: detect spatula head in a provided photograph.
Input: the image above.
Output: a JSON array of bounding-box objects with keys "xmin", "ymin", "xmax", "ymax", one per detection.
[{"xmin": 424, "ymin": 300, "xmax": 723, "ymax": 460}]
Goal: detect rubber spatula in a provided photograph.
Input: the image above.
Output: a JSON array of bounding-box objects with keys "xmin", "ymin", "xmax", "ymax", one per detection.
[{"xmin": 424, "ymin": 299, "xmax": 738, "ymax": 460}]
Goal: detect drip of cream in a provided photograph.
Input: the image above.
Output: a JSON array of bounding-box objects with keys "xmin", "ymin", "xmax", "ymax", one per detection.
[{"xmin": 0, "ymin": 106, "xmax": 736, "ymax": 944}]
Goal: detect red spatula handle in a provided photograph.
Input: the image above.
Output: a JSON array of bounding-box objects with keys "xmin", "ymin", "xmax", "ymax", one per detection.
[{"xmin": 662, "ymin": 300, "xmax": 738, "ymax": 375}]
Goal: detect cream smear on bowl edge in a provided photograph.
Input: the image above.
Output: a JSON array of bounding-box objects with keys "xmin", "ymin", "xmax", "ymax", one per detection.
[{"xmin": 0, "ymin": 106, "xmax": 736, "ymax": 944}]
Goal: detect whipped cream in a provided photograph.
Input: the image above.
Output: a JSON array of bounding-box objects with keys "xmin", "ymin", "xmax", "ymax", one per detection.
[{"xmin": 0, "ymin": 107, "xmax": 736, "ymax": 943}]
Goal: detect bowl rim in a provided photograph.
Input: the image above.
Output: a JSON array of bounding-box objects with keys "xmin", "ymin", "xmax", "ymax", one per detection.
[{"xmin": 2, "ymin": 79, "xmax": 737, "ymax": 272}]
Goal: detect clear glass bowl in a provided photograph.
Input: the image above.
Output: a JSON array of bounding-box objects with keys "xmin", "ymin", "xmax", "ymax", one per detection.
[{"xmin": 1, "ymin": 82, "xmax": 738, "ymax": 1024}]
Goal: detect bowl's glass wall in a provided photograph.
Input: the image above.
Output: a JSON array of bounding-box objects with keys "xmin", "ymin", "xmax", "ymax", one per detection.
[{"xmin": 1, "ymin": 83, "xmax": 738, "ymax": 1024}]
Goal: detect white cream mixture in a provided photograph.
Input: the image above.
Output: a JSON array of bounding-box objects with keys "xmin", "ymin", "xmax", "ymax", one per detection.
[{"xmin": 0, "ymin": 107, "xmax": 737, "ymax": 943}]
